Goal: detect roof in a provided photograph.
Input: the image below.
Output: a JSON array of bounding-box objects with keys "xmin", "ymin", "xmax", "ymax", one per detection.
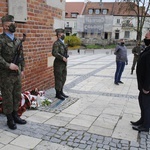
[
  {"xmin": 65, "ymin": 2, "xmax": 86, "ymax": 18},
  {"xmin": 83, "ymin": 2, "xmax": 149, "ymax": 16}
]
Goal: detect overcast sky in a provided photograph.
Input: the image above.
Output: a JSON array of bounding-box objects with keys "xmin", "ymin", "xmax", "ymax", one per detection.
[{"xmin": 66, "ymin": 0, "xmax": 115, "ymax": 2}]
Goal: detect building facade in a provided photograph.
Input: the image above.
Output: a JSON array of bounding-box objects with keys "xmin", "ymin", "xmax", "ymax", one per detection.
[{"xmin": 65, "ymin": 1, "xmax": 150, "ymax": 45}]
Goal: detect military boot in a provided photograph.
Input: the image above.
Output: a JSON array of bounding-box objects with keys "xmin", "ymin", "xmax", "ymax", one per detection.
[
  {"xmin": 60, "ymin": 89, "xmax": 69, "ymax": 98},
  {"xmin": 12, "ymin": 111, "xmax": 27, "ymax": 124},
  {"xmin": 6, "ymin": 114, "xmax": 17, "ymax": 130},
  {"xmin": 56, "ymin": 90, "xmax": 65, "ymax": 100}
]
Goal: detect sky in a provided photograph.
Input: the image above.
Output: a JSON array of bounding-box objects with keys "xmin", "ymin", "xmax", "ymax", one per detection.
[{"xmin": 66, "ymin": 0, "xmax": 116, "ymax": 2}]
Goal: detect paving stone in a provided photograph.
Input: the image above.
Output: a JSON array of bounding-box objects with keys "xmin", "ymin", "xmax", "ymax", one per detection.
[
  {"xmin": 97, "ymin": 143, "xmax": 103, "ymax": 148},
  {"xmin": 109, "ymin": 142, "xmax": 117, "ymax": 148},
  {"xmin": 130, "ymin": 141, "xmax": 140, "ymax": 147},
  {"xmin": 78, "ymin": 143, "xmax": 87, "ymax": 149},
  {"xmin": 87, "ymin": 140, "xmax": 93, "ymax": 145},
  {"xmin": 82, "ymin": 135, "xmax": 90, "ymax": 141},
  {"xmin": 121, "ymin": 147, "xmax": 129, "ymax": 150},
  {"xmin": 84, "ymin": 145, "xmax": 91, "ymax": 150},
  {"xmin": 72, "ymin": 143, "xmax": 79, "ymax": 148},
  {"xmin": 60, "ymin": 135, "xmax": 69, "ymax": 141},
  {"xmin": 130, "ymin": 147, "xmax": 139, "ymax": 150},
  {"xmin": 11, "ymin": 135, "xmax": 41, "ymax": 149},
  {"xmin": 74, "ymin": 139, "xmax": 80, "ymax": 143},
  {"xmin": 67, "ymin": 142, "xmax": 74, "ymax": 147},
  {"xmin": 103, "ymin": 144, "xmax": 110, "ymax": 150},
  {"xmin": 110, "ymin": 148, "xmax": 117, "ymax": 150},
  {"xmin": 80, "ymin": 140, "xmax": 86, "ymax": 144},
  {"xmin": 50, "ymin": 137, "xmax": 61, "ymax": 143}
]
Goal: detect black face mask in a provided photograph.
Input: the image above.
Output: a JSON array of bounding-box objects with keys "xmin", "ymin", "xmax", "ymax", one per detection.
[
  {"xmin": 144, "ymin": 38, "xmax": 150, "ymax": 46},
  {"xmin": 8, "ymin": 23, "xmax": 16, "ymax": 33},
  {"xmin": 60, "ymin": 35, "xmax": 65, "ymax": 40},
  {"xmin": 121, "ymin": 42, "xmax": 124, "ymax": 45}
]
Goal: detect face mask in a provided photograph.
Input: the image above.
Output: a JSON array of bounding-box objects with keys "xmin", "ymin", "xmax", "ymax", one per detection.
[
  {"xmin": 121, "ymin": 42, "xmax": 124, "ymax": 45},
  {"xmin": 144, "ymin": 38, "xmax": 150, "ymax": 46},
  {"xmin": 8, "ymin": 23, "xmax": 16, "ymax": 33},
  {"xmin": 60, "ymin": 35, "xmax": 65, "ymax": 40}
]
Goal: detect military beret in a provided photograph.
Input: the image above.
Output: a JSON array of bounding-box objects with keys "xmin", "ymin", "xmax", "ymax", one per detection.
[
  {"xmin": 145, "ymin": 31, "xmax": 150, "ymax": 39},
  {"xmin": 1, "ymin": 15, "xmax": 14, "ymax": 23},
  {"xmin": 55, "ymin": 28, "xmax": 65, "ymax": 34}
]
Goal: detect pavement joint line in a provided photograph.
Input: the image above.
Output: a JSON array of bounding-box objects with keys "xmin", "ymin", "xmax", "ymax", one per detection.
[
  {"xmin": 66, "ymin": 62, "xmax": 115, "ymax": 89},
  {"xmin": 67, "ymin": 55, "xmax": 109, "ymax": 68},
  {"xmin": 65, "ymin": 89, "xmax": 138, "ymax": 100}
]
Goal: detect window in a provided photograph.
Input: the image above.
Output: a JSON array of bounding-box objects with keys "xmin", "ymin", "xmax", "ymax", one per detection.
[
  {"xmin": 74, "ymin": 22, "xmax": 77, "ymax": 29},
  {"xmin": 102, "ymin": 9, "xmax": 107, "ymax": 15},
  {"xmin": 117, "ymin": 19, "xmax": 120, "ymax": 24},
  {"xmin": 88, "ymin": 9, "xmax": 93, "ymax": 15},
  {"xmin": 95, "ymin": 9, "xmax": 100, "ymax": 14},
  {"xmin": 115, "ymin": 30, "xmax": 119, "ymax": 39},
  {"xmin": 66, "ymin": 22, "xmax": 69, "ymax": 27},
  {"xmin": 124, "ymin": 31, "xmax": 130, "ymax": 38},
  {"xmin": 104, "ymin": 32, "xmax": 108, "ymax": 39},
  {"xmin": 71, "ymin": 13, "xmax": 78, "ymax": 18}
]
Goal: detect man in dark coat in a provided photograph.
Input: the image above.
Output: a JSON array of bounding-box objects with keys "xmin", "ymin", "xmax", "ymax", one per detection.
[
  {"xmin": 131, "ymin": 31, "xmax": 150, "ymax": 132},
  {"xmin": 0, "ymin": 15, "xmax": 26, "ymax": 130},
  {"xmin": 52, "ymin": 28, "xmax": 69, "ymax": 100}
]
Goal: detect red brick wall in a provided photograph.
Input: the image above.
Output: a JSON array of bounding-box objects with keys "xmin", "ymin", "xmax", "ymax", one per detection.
[{"xmin": 0, "ymin": 0, "xmax": 62, "ymax": 91}]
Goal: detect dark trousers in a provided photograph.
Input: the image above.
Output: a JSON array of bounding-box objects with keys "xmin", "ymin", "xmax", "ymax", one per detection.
[
  {"xmin": 54, "ymin": 62, "xmax": 67, "ymax": 91},
  {"xmin": 114, "ymin": 61, "xmax": 125, "ymax": 83},
  {"xmin": 138, "ymin": 91, "xmax": 150, "ymax": 128},
  {"xmin": 131, "ymin": 56, "xmax": 138, "ymax": 71}
]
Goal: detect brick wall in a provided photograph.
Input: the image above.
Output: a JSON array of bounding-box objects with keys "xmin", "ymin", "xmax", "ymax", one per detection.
[{"xmin": 0, "ymin": 0, "xmax": 62, "ymax": 91}]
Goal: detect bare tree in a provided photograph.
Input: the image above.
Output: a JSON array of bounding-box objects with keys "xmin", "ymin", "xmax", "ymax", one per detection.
[{"xmin": 118, "ymin": 0, "xmax": 150, "ymax": 42}]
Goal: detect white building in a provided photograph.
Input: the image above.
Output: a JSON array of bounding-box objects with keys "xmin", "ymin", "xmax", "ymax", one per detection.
[{"xmin": 65, "ymin": 1, "xmax": 150, "ymax": 44}]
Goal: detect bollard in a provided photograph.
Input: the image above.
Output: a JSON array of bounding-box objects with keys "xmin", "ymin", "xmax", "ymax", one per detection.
[{"xmin": 77, "ymin": 49, "xmax": 80, "ymax": 54}]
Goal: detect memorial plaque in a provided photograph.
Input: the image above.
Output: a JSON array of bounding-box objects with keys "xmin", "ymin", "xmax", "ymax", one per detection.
[{"xmin": 8, "ymin": 0, "xmax": 27, "ymax": 22}]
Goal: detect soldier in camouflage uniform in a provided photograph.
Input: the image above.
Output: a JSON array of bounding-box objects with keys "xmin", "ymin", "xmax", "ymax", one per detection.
[
  {"xmin": 131, "ymin": 42, "xmax": 143, "ymax": 74},
  {"xmin": 0, "ymin": 15, "xmax": 26, "ymax": 130},
  {"xmin": 52, "ymin": 28, "xmax": 69, "ymax": 100}
]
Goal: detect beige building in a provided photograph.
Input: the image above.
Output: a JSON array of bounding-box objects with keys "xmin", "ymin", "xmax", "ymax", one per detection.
[{"xmin": 65, "ymin": 1, "xmax": 150, "ymax": 45}]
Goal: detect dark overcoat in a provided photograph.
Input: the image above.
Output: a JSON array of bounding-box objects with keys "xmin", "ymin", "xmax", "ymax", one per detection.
[{"xmin": 136, "ymin": 46, "xmax": 150, "ymax": 91}]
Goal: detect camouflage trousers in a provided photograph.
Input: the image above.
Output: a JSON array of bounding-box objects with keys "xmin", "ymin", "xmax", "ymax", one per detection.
[
  {"xmin": 131, "ymin": 56, "xmax": 138, "ymax": 71},
  {"xmin": 54, "ymin": 62, "xmax": 67, "ymax": 91},
  {"xmin": 0, "ymin": 74, "xmax": 21, "ymax": 114}
]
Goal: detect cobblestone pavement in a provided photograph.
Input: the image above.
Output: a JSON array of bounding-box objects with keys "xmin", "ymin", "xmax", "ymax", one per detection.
[{"xmin": 0, "ymin": 49, "xmax": 150, "ymax": 150}]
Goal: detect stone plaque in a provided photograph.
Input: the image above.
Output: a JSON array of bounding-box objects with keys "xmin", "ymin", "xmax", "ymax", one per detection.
[{"xmin": 8, "ymin": 0, "xmax": 27, "ymax": 22}]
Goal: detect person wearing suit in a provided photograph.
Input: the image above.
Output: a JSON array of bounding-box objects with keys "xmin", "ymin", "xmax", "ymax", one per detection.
[{"xmin": 131, "ymin": 31, "xmax": 150, "ymax": 132}]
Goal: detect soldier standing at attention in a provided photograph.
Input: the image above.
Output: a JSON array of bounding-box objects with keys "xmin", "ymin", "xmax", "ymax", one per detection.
[
  {"xmin": 52, "ymin": 28, "xmax": 69, "ymax": 100},
  {"xmin": 131, "ymin": 42, "xmax": 143, "ymax": 75},
  {"xmin": 0, "ymin": 15, "xmax": 26, "ymax": 130}
]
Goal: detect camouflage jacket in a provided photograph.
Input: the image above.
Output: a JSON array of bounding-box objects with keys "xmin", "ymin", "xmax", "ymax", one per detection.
[
  {"xmin": 132, "ymin": 46, "xmax": 143, "ymax": 57},
  {"xmin": 0, "ymin": 33, "xmax": 25, "ymax": 75},
  {"xmin": 52, "ymin": 39, "xmax": 68, "ymax": 62}
]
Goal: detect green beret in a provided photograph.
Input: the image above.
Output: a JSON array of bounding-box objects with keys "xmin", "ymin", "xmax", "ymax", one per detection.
[
  {"xmin": 55, "ymin": 28, "xmax": 65, "ymax": 34},
  {"xmin": 1, "ymin": 15, "xmax": 14, "ymax": 23}
]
